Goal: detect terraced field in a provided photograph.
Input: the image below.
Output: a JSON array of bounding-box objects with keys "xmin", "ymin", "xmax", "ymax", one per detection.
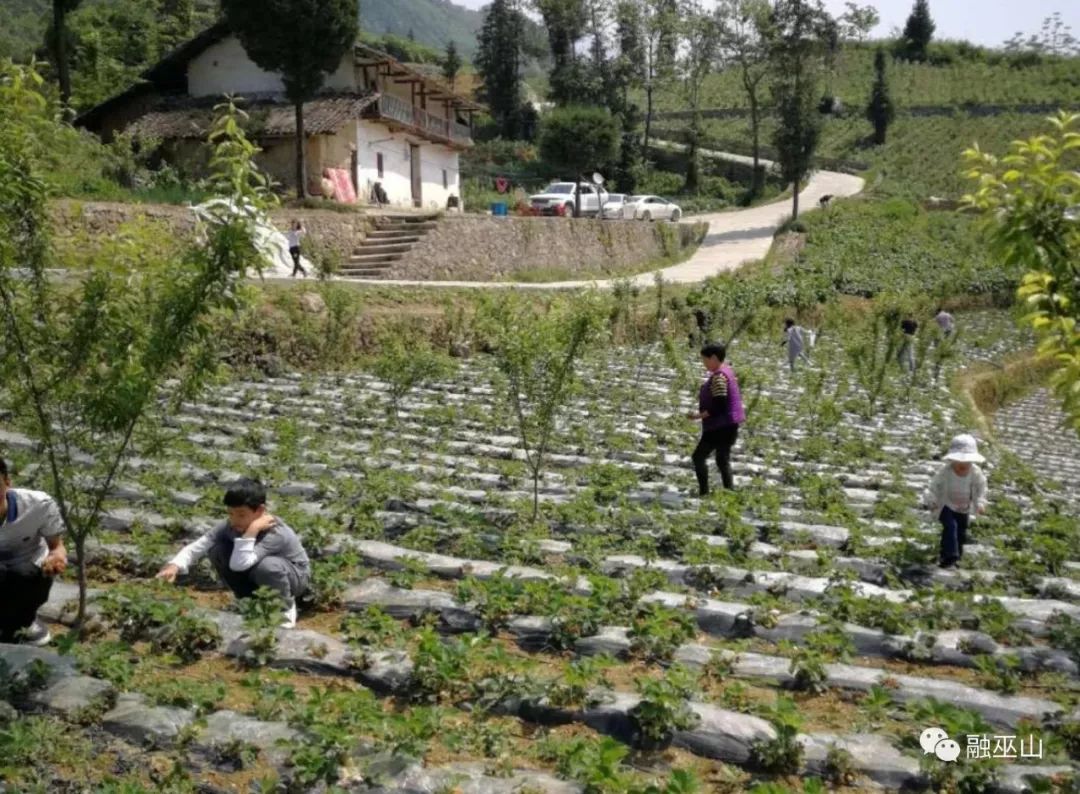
[{"xmin": 1, "ymin": 310, "xmax": 1078, "ymax": 793}]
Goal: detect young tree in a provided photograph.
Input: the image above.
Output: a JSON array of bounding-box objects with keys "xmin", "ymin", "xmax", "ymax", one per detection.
[
  {"xmin": 481, "ymin": 294, "xmax": 606, "ymax": 521},
  {"xmin": 442, "ymin": 41, "xmax": 462, "ymax": 90},
  {"xmin": 767, "ymin": 0, "xmax": 829, "ymax": 219},
  {"xmin": 838, "ymin": 1, "xmax": 879, "ymax": 42},
  {"xmin": 0, "ymin": 64, "xmax": 274, "ymax": 626},
  {"xmin": 1004, "ymin": 12, "xmax": 1080, "ymax": 57},
  {"xmin": 539, "ymin": 105, "xmax": 620, "ymax": 216},
  {"xmin": 369, "ymin": 328, "xmax": 457, "ymax": 422},
  {"xmin": 899, "ymin": 0, "xmax": 934, "ymax": 62},
  {"xmin": 678, "ymin": 0, "xmax": 723, "ymax": 194},
  {"xmin": 963, "ymin": 112, "xmax": 1080, "ymax": 434},
  {"xmin": 221, "ymin": 0, "xmax": 358, "ymax": 198},
  {"xmin": 866, "ymin": 46, "xmax": 895, "ymax": 145},
  {"xmin": 476, "ymin": 0, "xmax": 527, "ymax": 138},
  {"xmin": 717, "ymin": 0, "xmax": 770, "ymax": 196},
  {"xmin": 639, "ymin": 0, "xmax": 681, "ymax": 166}
]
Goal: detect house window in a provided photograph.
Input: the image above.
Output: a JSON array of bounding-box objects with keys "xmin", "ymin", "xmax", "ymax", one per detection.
[
  {"xmin": 376, "ymin": 153, "xmax": 384, "ymax": 179},
  {"xmin": 442, "ymin": 170, "xmax": 449, "ymax": 189}
]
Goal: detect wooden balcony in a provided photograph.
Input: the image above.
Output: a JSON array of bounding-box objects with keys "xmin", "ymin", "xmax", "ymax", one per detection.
[{"xmin": 365, "ymin": 93, "xmax": 473, "ymax": 148}]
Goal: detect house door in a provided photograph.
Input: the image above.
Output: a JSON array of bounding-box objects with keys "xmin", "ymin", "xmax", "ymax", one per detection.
[{"xmin": 410, "ymin": 144, "xmax": 422, "ymax": 207}]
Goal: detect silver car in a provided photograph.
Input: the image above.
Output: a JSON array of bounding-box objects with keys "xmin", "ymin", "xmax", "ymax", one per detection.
[
  {"xmin": 623, "ymin": 195, "xmax": 683, "ymax": 222},
  {"xmin": 601, "ymin": 194, "xmax": 626, "ymax": 219}
]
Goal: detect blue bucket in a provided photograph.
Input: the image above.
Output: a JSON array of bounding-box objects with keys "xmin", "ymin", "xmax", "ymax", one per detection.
[{"xmin": 490, "ymin": 202, "xmax": 508, "ymax": 217}]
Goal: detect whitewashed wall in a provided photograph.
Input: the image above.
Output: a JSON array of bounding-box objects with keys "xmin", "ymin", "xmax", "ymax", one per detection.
[
  {"xmin": 354, "ymin": 120, "xmax": 460, "ymax": 209},
  {"xmin": 188, "ymin": 37, "xmax": 355, "ymax": 97}
]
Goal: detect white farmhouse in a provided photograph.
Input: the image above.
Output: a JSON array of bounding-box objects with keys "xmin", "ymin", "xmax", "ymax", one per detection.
[{"xmin": 76, "ymin": 23, "xmax": 482, "ymax": 210}]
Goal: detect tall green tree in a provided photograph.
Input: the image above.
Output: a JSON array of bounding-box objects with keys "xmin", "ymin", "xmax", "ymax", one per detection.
[
  {"xmin": 865, "ymin": 46, "xmax": 895, "ymax": 145},
  {"xmin": 838, "ymin": 1, "xmax": 879, "ymax": 42},
  {"xmin": 636, "ymin": 0, "xmax": 681, "ymax": 168},
  {"xmin": 535, "ymin": 0, "xmax": 597, "ymax": 106},
  {"xmin": 899, "ymin": 0, "xmax": 934, "ymax": 62},
  {"xmin": 767, "ymin": 0, "xmax": 830, "ymax": 219},
  {"xmin": 718, "ymin": 0, "xmax": 770, "ymax": 195},
  {"xmin": 539, "ymin": 105, "xmax": 620, "ymax": 216},
  {"xmin": 443, "ymin": 40, "xmax": 462, "ymax": 89},
  {"xmin": 679, "ymin": 0, "xmax": 723, "ymax": 194},
  {"xmin": 50, "ymin": 0, "xmax": 84, "ymax": 109},
  {"xmin": 0, "ymin": 64, "xmax": 274, "ymax": 625},
  {"xmin": 963, "ymin": 112, "xmax": 1080, "ymax": 434},
  {"xmin": 221, "ymin": 0, "xmax": 358, "ymax": 198},
  {"xmin": 476, "ymin": 0, "xmax": 526, "ymax": 138}
]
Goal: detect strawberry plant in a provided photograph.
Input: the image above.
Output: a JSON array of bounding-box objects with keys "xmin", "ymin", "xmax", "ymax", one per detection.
[
  {"xmin": 237, "ymin": 587, "xmax": 284, "ymax": 668},
  {"xmin": 750, "ymin": 696, "xmax": 804, "ymax": 774},
  {"xmin": 628, "ymin": 603, "xmax": 697, "ymax": 663},
  {"xmin": 629, "ymin": 665, "xmax": 701, "ymax": 749}
]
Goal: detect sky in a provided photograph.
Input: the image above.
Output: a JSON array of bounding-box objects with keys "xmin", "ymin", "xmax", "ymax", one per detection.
[{"xmin": 451, "ymin": 0, "xmax": 1080, "ymax": 49}]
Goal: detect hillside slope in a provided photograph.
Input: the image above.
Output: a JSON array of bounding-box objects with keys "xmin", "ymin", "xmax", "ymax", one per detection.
[
  {"xmin": 360, "ymin": 0, "xmax": 482, "ymax": 57},
  {"xmin": 0, "ymin": 0, "xmax": 486, "ymax": 61}
]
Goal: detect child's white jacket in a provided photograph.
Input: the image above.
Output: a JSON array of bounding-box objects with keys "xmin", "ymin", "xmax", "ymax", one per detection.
[{"xmin": 924, "ymin": 463, "xmax": 988, "ymax": 516}]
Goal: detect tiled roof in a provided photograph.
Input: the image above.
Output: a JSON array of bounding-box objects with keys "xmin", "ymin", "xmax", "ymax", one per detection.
[{"xmin": 125, "ymin": 92, "xmax": 378, "ymax": 141}]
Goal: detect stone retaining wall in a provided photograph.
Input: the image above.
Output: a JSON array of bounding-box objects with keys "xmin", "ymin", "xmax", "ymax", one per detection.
[
  {"xmin": 49, "ymin": 200, "xmax": 371, "ymax": 265},
  {"xmin": 392, "ymin": 215, "xmax": 708, "ymax": 281}
]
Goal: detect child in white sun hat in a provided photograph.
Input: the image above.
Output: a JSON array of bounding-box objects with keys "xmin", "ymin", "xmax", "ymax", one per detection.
[{"xmin": 924, "ymin": 434, "xmax": 988, "ymax": 569}]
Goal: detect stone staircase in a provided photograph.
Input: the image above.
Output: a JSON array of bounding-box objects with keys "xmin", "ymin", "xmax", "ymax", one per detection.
[{"xmin": 339, "ymin": 214, "xmax": 438, "ymax": 279}]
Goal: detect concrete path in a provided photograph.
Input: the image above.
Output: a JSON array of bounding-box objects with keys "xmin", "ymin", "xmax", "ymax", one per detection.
[{"xmin": 267, "ymin": 156, "xmax": 864, "ymax": 290}]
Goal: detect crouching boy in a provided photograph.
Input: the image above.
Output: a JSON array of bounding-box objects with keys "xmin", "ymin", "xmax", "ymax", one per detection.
[{"xmin": 156, "ymin": 479, "xmax": 310, "ymax": 628}]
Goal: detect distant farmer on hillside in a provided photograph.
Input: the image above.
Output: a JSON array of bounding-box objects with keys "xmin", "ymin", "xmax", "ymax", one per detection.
[
  {"xmin": 935, "ymin": 307, "xmax": 955, "ymax": 338},
  {"xmin": 687, "ymin": 343, "xmax": 746, "ymax": 495},
  {"xmin": 781, "ymin": 318, "xmax": 813, "ymax": 372},
  {"xmin": 0, "ymin": 458, "xmax": 67, "ymax": 646},
  {"xmin": 287, "ymin": 220, "xmax": 307, "ymax": 278},
  {"xmin": 899, "ymin": 316, "xmax": 918, "ymax": 373},
  {"xmin": 693, "ymin": 307, "xmax": 711, "ymax": 347},
  {"xmin": 156, "ymin": 479, "xmax": 310, "ymax": 628}
]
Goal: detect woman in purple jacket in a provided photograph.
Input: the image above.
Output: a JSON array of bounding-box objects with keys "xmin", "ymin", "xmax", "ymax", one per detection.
[{"xmin": 687, "ymin": 343, "xmax": 746, "ymax": 495}]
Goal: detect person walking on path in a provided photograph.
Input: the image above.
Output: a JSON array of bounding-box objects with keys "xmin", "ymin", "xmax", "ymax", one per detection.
[
  {"xmin": 286, "ymin": 220, "xmax": 307, "ymax": 278},
  {"xmin": 781, "ymin": 318, "xmax": 812, "ymax": 372},
  {"xmin": 157, "ymin": 479, "xmax": 311, "ymax": 628},
  {"xmin": 687, "ymin": 343, "xmax": 746, "ymax": 495},
  {"xmin": 935, "ymin": 307, "xmax": 955, "ymax": 338},
  {"xmin": 898, "ymin": 316, "xmax": 918, "ymax": 373},
  {"xmin": 0, "ymin": 458, "xmax": 68, "ymax": 646},
  {"xmin": 924, "ymin": 434, "xmax": 988, "ymax": 569}
]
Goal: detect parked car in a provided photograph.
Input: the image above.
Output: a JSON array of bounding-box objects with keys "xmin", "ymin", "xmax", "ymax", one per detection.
[
  {"xmin": 529, "ymin": 182, "xmax": 609, "ymax": 217},
  {"xmin": 623, "ymin": 195, "xmax": 682, "ymax": 222},
  {"xmin": 601, "ymin": 194, "xmax": 627, "ymax": 219}
]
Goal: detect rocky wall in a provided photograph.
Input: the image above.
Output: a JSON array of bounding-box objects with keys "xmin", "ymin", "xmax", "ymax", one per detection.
[
  {"xmin": 391, "ymin": 215, "xmax": 708, "ymax": 281},
  {"xmin": 48, "ymin": 200, "xmax": 371, "ymax": 266}
]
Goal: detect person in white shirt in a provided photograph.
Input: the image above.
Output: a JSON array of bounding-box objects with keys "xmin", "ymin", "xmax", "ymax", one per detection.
[
  {"xmin": 934, "ymin": 307, "xmax": 956, "ymax": 337},
  {"xmin": 156, "ymin": 479, "xmax": 310, "ymax": 628},
  {"xmin": 781, "ymin": 318, "xmax": 812, "ymax": 372},
  {"xmin": 286, "ymin": 220, "xmax": 307, "ymax": 278},
  {"xmin": 0, "ymin": 458, "xmax": 68, "ymax": 645},
  {"xmin": 924, "ymin": 434, "xmax": 988, "ymax": 569}
]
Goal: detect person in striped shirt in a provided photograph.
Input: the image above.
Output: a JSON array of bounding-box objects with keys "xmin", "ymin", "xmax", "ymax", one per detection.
[{"xmin": 687, "ymin": 343, "xmax": 746, "ymax": 495}]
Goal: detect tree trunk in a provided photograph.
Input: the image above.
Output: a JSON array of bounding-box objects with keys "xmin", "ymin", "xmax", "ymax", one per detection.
[
  {"xmin": 792, "ymin": 173, "xmax": 800, "ymax": 220},
  {"xmin": 575, "ymin": 177, "xmax": 582, "ymax": 218},
  {"xmin": 531, "ymin": 467, "xmax": 540, "ymax": 522},
  {"xmin": 748, "ymin": 92, "xmax": 762, "ymax": 197},
  {"xmin": 54, "ymin": 0, "xmax": 72, "ymax": 109},
  {"xmin": 294, "ymin": 101, "xmax": 308, "ymax": 200},
  {"xmin": 643, "ymin": 83, "xmax": 654, "ymax": 170},
  {"xmin": 76, "ymin": 533, "xmax": 87, "ymax": 627}
]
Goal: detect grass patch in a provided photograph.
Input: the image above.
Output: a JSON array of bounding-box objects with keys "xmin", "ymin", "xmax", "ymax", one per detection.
[{"xmin": 956, "ymin": 352, "xmax": 1057, "ymax": 430}]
